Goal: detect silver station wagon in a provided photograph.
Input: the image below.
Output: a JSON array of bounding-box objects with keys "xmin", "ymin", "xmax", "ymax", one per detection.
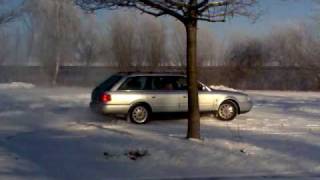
[{"xmin": 90, "ymin": 73, "xmax": 252, "ymax": 124}]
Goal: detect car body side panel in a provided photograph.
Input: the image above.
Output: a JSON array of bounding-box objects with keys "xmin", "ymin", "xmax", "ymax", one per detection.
[
  {"xmin": 214, "ymin": 94, "xmax": 253, "ymax": 114},
  {"xmin": 106, "ymin": 90, "xmax": 183, "ymax": 113},
  {"xmin": 94, "ymin": 91, "xmax": 252, "ymax": 115},
  {"xmin": 181, "ymin": 91, "xmax": 252, "ymax": 114},
  {"xmin": 238, "ymin": 101, "xmax": 253, "ymax": 113},
  {"xmin": 147, "ymin": 92, "xmax": 182, "ymax": 112},
  {"xmin": 180, "ymin": 92, "xmax": 217, "ymax": 112},
  {"xmin": 90, "ymin": 74, "xmax": 253, "ymax": 116},
  {"xmin": 199, "ymin": 92, "xmax": 219, "ymax": 111}
]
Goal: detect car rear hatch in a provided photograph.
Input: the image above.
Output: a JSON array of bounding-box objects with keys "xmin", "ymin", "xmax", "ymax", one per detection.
[{"xmin": 91, "ymin": 75, "xmax": 123, "ymax": 103}]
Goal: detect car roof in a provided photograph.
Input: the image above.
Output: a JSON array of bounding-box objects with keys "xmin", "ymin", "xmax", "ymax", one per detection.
[{"xmin": 116, "ymin": 72, "xmax": 186, "ymax": 77}]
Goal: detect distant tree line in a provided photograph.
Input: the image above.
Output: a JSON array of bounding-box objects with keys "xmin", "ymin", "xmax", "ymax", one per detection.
[
  {"xmin": 0, "ymin": 0, "xmax": 319, "ymax": 87},
  {"xmin": 223, "ymin": 23, "xmax": 320, "ymax": 88}
]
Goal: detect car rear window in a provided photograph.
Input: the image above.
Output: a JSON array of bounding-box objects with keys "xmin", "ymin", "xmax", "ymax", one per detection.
[{"xmin": 97, "ymin": 75, "xmax": 123, "ymax": 91}]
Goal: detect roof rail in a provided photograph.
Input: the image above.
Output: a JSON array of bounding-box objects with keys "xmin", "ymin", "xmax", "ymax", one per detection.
[{"xmin": 116, "ymin": 71, "xmax": 185, "ymax": 75}]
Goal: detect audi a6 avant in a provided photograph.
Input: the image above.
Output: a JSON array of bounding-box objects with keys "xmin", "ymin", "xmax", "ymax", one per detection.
[{"xmin": 90, "ymin": 73, "xmax": 252, "ymax": 124}]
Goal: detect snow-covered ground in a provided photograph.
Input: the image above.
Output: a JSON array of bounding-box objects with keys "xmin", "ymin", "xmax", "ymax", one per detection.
[
  {"xmin": 0, "ymin": 82, "xmax": 35, "ymax": 89},
  {"xmin": 1, "ymin": 85, "xmax": 320, "ymax": 180}
]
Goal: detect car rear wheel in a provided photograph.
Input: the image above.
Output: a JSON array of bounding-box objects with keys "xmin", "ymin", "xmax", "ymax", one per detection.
[
  {"xmin": 217, "ymin": 101, "xmax": 238, "ymax": 121},
  {"xmin": 128, "ymin": 105, "xmax": 150, "ymax": 124}
]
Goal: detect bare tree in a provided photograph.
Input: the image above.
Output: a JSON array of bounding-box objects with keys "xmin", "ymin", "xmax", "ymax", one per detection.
[
  {"xmin": 76, "ymin": 16, "xmax": 100, "ymax": 67},
  {"xmin": 313, "ymin": 0, "xmax": 320, "ymax": 31},
  {"xmin": 226, "ymin": 35, "xmax": 264, "ymax": 67},
  {"xmin": 109, "ymin": 12, "xmax": 137, "ymax": 71},
  {"xmin": 169, "ymin": 22, "xmax": 218, "ymax": 67},
  {"xmin": 223, "ymin": 34, "xmax": 264, "ymax": 88},
  {"xmin": 75, "ymin": 14, "xmax": 112, "ymax": 67},
  {"xmin": 96, "ymin": 28, "xmax": 113, "ymax": 66},
  {"xmin": 169, "ymin": 21, "xmax": 186, "ymax": 67},
  {"xmin": 76, "ymin": 0, "xmax": 259, "ymax": 139},
  {"xmin": 25, "ymin": 0, "xmax": 81, "ymax": 85},
  {"xmin": 0, "ymin": 0, "xmax": 25, "ymax": 65},
  {"xmin": 0, "ymin": 29, "xmax": 10, "ymax": 65},
  {"xmin": 265, "ymin": 23, "xmax": 320, "ymax": 89},
  {"xmin": 109, "ymin": 12, "xmax": 167, "ymax": 70},
  {"xmin": 197, "ymin": 27, "xmax": 217, "ymax": 66},
  {"xmin": 0, "ymin": 0, "xmax": 24, "ymax": 25},
  {"xmin": 265, "ymin": 24, "xmax": 319, "ymax": 67},
  {"xmin": 136, "ymin": 15, "xmax": 166, "ymax": 69}
]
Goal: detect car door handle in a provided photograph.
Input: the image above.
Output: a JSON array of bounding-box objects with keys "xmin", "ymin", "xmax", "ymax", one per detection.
[
  {"xmin": 152, "ymin": 96, "xmax": 156, "ymax": 99},
  {"xmin": 183, "ymin": 96, "xmax": 187, "ymax": 98}
]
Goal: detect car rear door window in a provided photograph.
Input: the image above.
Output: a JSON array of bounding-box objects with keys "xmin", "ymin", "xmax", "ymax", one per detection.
[
  {"xmin": 175, "ymin": 77, "xmax": 187, "ymax": 90},
  {"xmin": 118, "ymin": 76, "xmax": 147, "ymax": 90},
  {"xmin": 151, "ymin": 76, "xmax": 187, "ymax": 91}
]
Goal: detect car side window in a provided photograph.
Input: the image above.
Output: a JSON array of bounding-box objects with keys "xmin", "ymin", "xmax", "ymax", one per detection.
[
  {"xmin": 151, "ymin": 77, "xmax": 174, "ymax": 90},
  {"xmin": 175, "ymin": 77, "xmax": 187, "ymax": 90},
  {"xmin": 150, "ymin": 76, "xmax": 187, "ymax": 91},
  {"xmin": 118, "ymin": 76, "xmax": 147, "ymax": 90},
  {"xmin": 151, "ymin": 77, "xmax": 165, "ymax": 90}
]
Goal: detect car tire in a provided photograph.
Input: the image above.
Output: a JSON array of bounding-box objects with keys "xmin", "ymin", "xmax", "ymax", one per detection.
[
  {"xmin": 128, "ymin": 104, "xmax": 150, "ymax": 124},
  {"xmin": 217, "ymin": 100, "xmax": 238, "ymax": 121}
]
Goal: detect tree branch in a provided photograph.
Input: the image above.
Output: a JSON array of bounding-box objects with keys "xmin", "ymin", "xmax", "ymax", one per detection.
[
  {"xmin": 75, "ymin": 0, "xmax": 259, "ymax": 23},
  {"xmin": 0, "ymin": 0, "xmax": 24, "ymax": 25}
]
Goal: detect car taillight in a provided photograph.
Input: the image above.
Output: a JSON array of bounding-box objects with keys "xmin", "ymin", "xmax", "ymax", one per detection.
[{"xmin": 100, "ymin": 93, "xmax": 111, "ymax": 103}]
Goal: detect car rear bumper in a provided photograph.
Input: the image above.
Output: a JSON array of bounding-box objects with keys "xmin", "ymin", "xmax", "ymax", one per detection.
[{"xmin": 90, "ymin": 102, "xmax": 130, "ymax": 114}]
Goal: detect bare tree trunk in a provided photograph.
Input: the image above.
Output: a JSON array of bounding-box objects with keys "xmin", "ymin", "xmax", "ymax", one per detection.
[
  {"xmin": 185, "ymin": 19, "xmax": 200, "ymax": 139},
  {"xmin": 52, "ymin": 0, "xmax": 62, "ymax": 86},
  {"xmin": 52, "ymin": 54, "xmax": 61, "ymax": 85}
]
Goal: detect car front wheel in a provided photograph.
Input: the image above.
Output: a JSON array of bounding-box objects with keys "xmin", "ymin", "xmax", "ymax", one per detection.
[
  {"xmin": 217, "ymin": 101, "xmax": 238, "ymax": 121},
  {"xmin": 128, "ymin": 105, "xmax": 150, "ymax": 124}
]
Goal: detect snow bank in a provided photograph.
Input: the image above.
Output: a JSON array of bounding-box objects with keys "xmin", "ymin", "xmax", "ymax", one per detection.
[
  {"xmin": 0, "ymin": 82, "xmax": 35, "ymax": 89},
  {"xmin": 210, "ymin": 85, "xmax": 239, "ymax": 92}
]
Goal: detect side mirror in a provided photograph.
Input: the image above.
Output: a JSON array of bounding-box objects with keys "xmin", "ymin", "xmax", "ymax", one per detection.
[
  {"xmin": 202, "ymin": 86, "xmax": 207, "ymax": 91},
  {"xmin": 198, "ymin": 84, "xmax": 206, "ymax": 91}
]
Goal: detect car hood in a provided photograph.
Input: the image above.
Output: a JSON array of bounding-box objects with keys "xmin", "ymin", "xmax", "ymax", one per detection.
[{"xmin": 210, "ymin": 89, "xmax": 247, "ymax": 96}]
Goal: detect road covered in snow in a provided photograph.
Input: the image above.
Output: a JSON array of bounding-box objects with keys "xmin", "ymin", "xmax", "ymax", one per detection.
[{"xmin": 0, "ymin": 83, "xmax": 320, "ymax": 180}]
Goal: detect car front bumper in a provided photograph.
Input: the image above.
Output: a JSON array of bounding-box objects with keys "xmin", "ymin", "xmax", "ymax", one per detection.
[{"xmin": 239, "ymin": 100, "xmax": 253, "ymax": 114}]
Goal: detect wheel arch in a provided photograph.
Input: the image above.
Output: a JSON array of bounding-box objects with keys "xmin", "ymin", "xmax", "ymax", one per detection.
[
  {"xmin": 128, "ymin": 101, "xmax": 153, "ymax": 114},
  {"xmin": 220, "ymin": 98, "xmax": 240, "ymax": 114}
]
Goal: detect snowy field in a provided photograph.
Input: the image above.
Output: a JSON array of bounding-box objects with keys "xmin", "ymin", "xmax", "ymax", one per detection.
[{"xmin": 0, "ymin": 83, "xmax": 320, "ymax": 180}]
